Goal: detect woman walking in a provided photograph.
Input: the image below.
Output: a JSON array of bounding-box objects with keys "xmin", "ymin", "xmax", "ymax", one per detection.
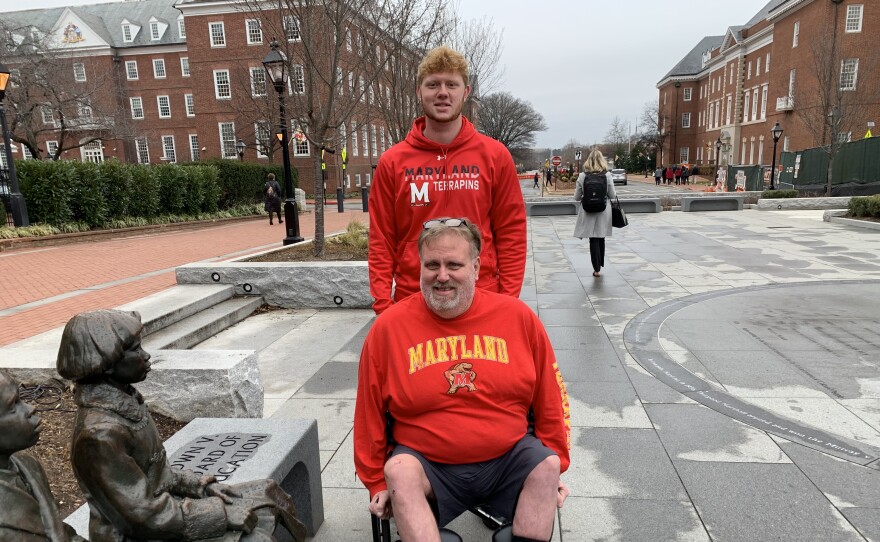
[{"xmin": 574, "ymin": 149, "xmax": 617, "ymax": 277}]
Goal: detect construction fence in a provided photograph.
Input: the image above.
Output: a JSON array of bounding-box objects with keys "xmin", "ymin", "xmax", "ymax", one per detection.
[{"xmin": 776, "ymin": 137, "xmax": 880, "ymax": 196}]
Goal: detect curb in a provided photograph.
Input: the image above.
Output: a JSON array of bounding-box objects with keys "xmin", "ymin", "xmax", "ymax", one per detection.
[{"xmin": 0, "ymin": 215, "xmax": 263, "ymax": 252}]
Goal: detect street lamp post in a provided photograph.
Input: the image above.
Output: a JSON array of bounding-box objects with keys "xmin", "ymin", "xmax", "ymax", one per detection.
[
  {"xmin": 0, "ymin": 64, "xmax": 29, "ymax": 227},
  {"xmin": 235, "ymin": 139, "xmax": 245, "ymax": 162},
  {"xmin": 263, "ymin": 39, "xmax": 303, "ymax": 245},
  {"xmin": 769, "ymin": 122, "xmax": 783, "ymax": 190}
]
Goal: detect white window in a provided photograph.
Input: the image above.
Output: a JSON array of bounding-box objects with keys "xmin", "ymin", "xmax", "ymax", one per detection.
[
  {"xmin": 351, "ymin": 120, "xmax": 358, "ymax": 156},
  {"xmin": 185, "ymin": 94, "xmax": 195, "ymax": 117},
  {"xmin": 346, "ymin": 174, "xmax": 352, "ymax": 188},
  {"xmin": 756, "ymin": 57, "xmax": 761, "ymax": 76},
  {"xmin": 162, "ymin": 136, "xmax": 176, "ymax": 162},
  {"xmin": 209, "ymin": 22, "xmax": 225, "ymax": 47},
  {"xmin": 246, "ymin": 19, "xmax": 262, "ymax": 44},
  {"xmin": 355, "ymin": 173, "xmax": 362, "ymax": 187},
  {"xmin": 681, "ymin": 112, "xmax": 691, "ymax": 128},
  {"xmin": 219, "ymin": 122, "xmax": 236, "ymax": 158},
  {"xmin": 845, "ymin": 5, "xmax": 863, "ymax": 33},
  {"xmin": 359, "ymin": 76, "xmax": 365, "ymax": 102},
  {"xmin": 838, "ymin": 132, "xmax": 852, "ymax": 143},
  {"xmin": 284, "ymin": 16, "xmax": 301, "ymax": 41},
  {"xmin": 125, "ymin": 60, "xmax": 138, "ymax": 80},
  {"xmin": 783, "ymin": 136, "xmax": 790, "ymax": 152},
  {"xmin": 153, "ymin": 59, "xmax": 166, "ymax": 79},
  {"xmin": 157, "ymin": 95, "xmax": 171, "ymax": 118},
  {"xmin": 250, "ymin": 67, "xmax": 267, "ymax": 96},
  {"xmin": 788, "ymin": 69, "xmax": 796, "ymax": 97},
  {"xmin": 21, "ymin": 146, "xmax": 33, "ymax": 160},
  {"xmin": 255, "ymin": 121, "xmax": 271, "ymax": 158},
  {"xmin": 78, "ymin": 97, "xmax": 92, "ymax": 118},
  {"xmin": 741, "ymin": 138, "xmax": 746, "ymax": 164},
  {"xmin": 729, "ymin": 65, "xmax": 734, "ymax": 85},
  {"xmin": 747, "ymin": 61, "xmax": 752, "ymax": 79},
  {"xmin": 135, "ymin": 138, "xmax": 149, "ymax": 163},
  {"xmin": 362, "ymin": 125, "xmax": 368, "ymax": 156},
  {"xmin": 679, "ymin": 147, "xmax": 689, "ymax": 164},
  {"xmin": 371, "ymin": 125, "xmax": 378, "ymax": 156},
  {"xmin": 292, "ymin": 123, "xmax": 310, "ymax": 156},
  {"xmin": 766, "ymin": 52, "xmax": 770, "ymax": 72},
  {"xmin": 683, "ymin": 87, "xmax": 692, "ymax": 101},
  {"xmin": 150, "ymin": 21, "xmax": 160, "ymax": 40},
  {"xmin": 73, "ymin": 63, "xmax": 86, "ymax": 82},
  {"xmin": 743, "ymin": 92, "xmax": 750, "ymax": 123},
  {"xmin": 761, "ymin": 86, "xmax": 768, "ymax": 119},
  {"xmin": 751, "ymin": 89, "xmax": 759, "ymax": 121},
  {"xmin": 178, "ymin": 17, "xmax": 186, "ymax": 38},
  {"xmin": 348, "ymin": 73, "xmax": 355, "ymax": 94},
  {"xmin": 46, "ymin": 141, "xmax": 59, "ymax": 157},
  {"xmin": 130, "ymin": 97, "xmax": 144, "ymax": 119},
  {"xmin": 726, "ymin": 95, "xmax": 732, "ymax": 124},
  {"xmin": 214, "ymin": 70, "xmax": 231, "ymax": 99},
  {"xmin": 180, "ymin": 57, "xmax": 190, "ymax": 77},
  {"xmin": 339, "ymin": 123, "xmax": 347, "ymax": 153},
  {"xmin": 840, "ymin": 59, "xmax": 859, "ymax": 91},
  {"xmin": 758, "ymin": 135, "xmax": 765, "ymax": 164},
  {"xmin": 711, "ymin": 78, "xmax": 715, "ymax": 94},
  {"xmin": 337, "ymin": 68, "xmax": 344, "ymax": 96},
  {"xmin": 708, "ymin": 104, "xmax": 714, "ymax": 128},
  {"xmin": 380, "ymin": 126, "xmax": 386, "ymax": 152},
  {"xmin": 290, "ymin": 65, "xmax": 305, "ymax": 94},
  {"xmin": 81, "ymin": 141, "xmax": 104, "ymax": 164},
  {"xmin": 749, "ymin": 138, "xmax": 755, "ymax": 164},
  {"xmin": 793, "ymin": 21, "xmax": 799, "ymax": 47},
  {"xmin": 345, "ymin": 29, "xmax": 352, "ymax": 51},
  {"xmin": 189, "ymin": 134, "xmax": 199, "ymax": 161},
  {"xmin": 122, "ymin": 23, "xmax": 133, "ymax": 42},
  {"xmin": 366, "ymin": 173, "xmax": 371, "ymax": 186}
]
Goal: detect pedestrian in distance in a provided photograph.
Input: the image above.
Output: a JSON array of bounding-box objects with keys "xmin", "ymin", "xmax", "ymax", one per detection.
[
  {"xmin": 533, "ymin": 171, "xmax": 540, "ymax": 188},
  {"xmin": 674, "ymin": 165, "xmax": 681, "ymax": 185},
  {"xmin": 264, "ymin": 173, "xmax": 283, "ymax": 225},
  {"xmin": 664, "ymin": 166, "xmax": 674, "ymax": 185},
  {"xmin": 355, "ymin": 218, "xmax": 570, "ymax": 542},
  {"xmin": 654, "ymin": 166, "xmax": 662, "ymax": 186},
  {"xmin": 574, "ymin": 149, "xmax": 617, "ymax": 277},
  {"xmin": 682, "ymin": 165, "xmax": 690, "ymax": 185},
  {"xmin": 545, "ymin": 169, "xmax": 553, "ymax": 187},
  {"xmin": 367, "ymin": 45, "xmax": 526, "ymax": 316}
]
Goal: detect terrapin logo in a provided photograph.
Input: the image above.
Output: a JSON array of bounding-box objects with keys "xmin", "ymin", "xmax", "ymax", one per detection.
[
  {"xmin": 410, "ymin": 182, "xmax": 430, "ymax": 207},
  {"xmin": 444, "ymin": 362, "xmax": 477, "ymax": 394}
]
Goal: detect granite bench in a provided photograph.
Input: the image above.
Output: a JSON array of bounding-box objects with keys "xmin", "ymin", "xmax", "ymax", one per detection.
[
  {"xmin": 619, "ymin": 198, "xmax": 661, "ymax": 213},
  {"xmin": 681, "ymin": 196, "xmax": 744, "ymax": 212},
  {"xmin": 527, "ymin": 198, "xmax": 662, "ymax": 216},
  {"xmin": 65, "ymin": 417, "xmax": 324, "ymax": 541}
]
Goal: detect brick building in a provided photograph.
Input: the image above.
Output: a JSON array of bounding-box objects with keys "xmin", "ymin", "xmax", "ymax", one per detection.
[
  {"xmin": 657, "ymin": 0, "xmax": 878, "ymax": 173},
  {"xmin": 0, "ymin": 0, "xmax": 425, "ymax": 193}
]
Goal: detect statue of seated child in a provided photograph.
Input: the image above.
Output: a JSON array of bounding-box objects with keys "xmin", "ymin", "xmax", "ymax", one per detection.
[{"xmin": 56, "ymin": 309, "xmax": 306, "ymax": 542}]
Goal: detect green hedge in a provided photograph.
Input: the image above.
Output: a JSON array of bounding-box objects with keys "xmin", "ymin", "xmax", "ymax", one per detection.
[
  {"xmin": 848, "ymin": 195, "xmax": 880, "ymax": 218},
  {"xmin": 761, "ymin": 189, "xmax": 799, "ymax": 199},
  {"xmin": 15, "ymin": 159, "xmax": 288, "ymax": 227}
]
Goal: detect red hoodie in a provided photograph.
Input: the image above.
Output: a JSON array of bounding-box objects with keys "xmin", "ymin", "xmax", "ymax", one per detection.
[{"xmin": 368, "ymin": 116, "xmax": 526, "ymax": 314}]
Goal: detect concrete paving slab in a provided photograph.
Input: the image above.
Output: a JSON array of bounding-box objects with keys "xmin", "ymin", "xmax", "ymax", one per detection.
[
  {"xmin": 558, "ymin": 497, "xmax": 709, "ymax": 542},
  {"xmin": 554, "ymin": 349, "xmax": 630, "ymax": 383},
  {"xmin": 537, "ymin": 307, "xmax": 601, "ymax": 327},
  {"xmin": 545, "ymin": 325, "xmax": 616, "ymax": 353},
  {"xmin": 839, "ymin": 508, "xmax": 880, "ymax": 542},
  {"xmin": 776, "ymin": 440, "xmax": 880, "ymax": 508},
  {"xmin": 270, "ymin": 398, "xmax": 354, "ymax": 450},
  {"xmin": 675, "ymin": 461, "xmax": 864, "ymax": 541},
  {"xmin": 747, "ymin": 397, "xmax": 880, "ymax": 448},
  {"xmin": 646, "ymin": 403, "xmax": 790, "ymax": 463},
  {"xmin": 624, "ymin": 364, "xmax": 696, "ymax": 404},
  {"xmin": 567, "ymin": 427, "xmax": 687, "ymax": 500},
  {"xmin": 194, "ymin": 308, "xmax": 316, "ymax": 351},
  {"xmin": 568, "ymin": 381, "xmax": 652, "ymax": 428}
]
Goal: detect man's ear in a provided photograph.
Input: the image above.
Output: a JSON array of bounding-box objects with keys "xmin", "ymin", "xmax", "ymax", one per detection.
[
  {"xmin": 474, "ymin": 255, "xmax": 480, "ymax": 279},
  {"xmin": 464, "ymin": 85, "xmax": 471, "ymax": 101}
]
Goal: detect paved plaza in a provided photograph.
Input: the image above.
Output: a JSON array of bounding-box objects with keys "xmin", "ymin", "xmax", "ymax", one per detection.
[{"xmin": 2, "ymin": 182, "xmax": 880, "ymax": 540}]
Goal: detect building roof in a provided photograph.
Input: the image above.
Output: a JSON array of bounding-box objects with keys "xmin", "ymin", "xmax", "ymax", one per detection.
[
  {"xmin": 744, "ymin": 0, "xmax": 791, "ymax": 27},
  {"xmin": 0, "ymin": 0, "xmax": 183, "ymax": 51},
  {"xmin": 658, "ymin": 35, "xmax": 724, "ymax": 83}
]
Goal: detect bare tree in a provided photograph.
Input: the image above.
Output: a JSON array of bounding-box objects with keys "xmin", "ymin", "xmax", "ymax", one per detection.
[
  {"xmin": 448, "ymin": 13, "xmax": 505, "ymax": 98},
  {"xmin": 477, "ymin": 92, "xmax": 546, "ymax": 160},
  {"xmin": 1, "ymin": 22, "xmax": 139, "ymax": 160},
  {"xmin": 238, "ymin": 0, "xmax": 450, "ymax": 255},
  {"xmin": 794, "ymin": 12, "xmax": 876, "ymax": 195},
  {"xmin": 604, "ymin": 116, "xmax": 630, "ymax": 164}
]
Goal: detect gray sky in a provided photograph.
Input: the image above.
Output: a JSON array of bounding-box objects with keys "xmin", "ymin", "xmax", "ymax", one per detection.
[{"xmin": 2, "ymin": 0, "xmax": 770, "ymax": 148}]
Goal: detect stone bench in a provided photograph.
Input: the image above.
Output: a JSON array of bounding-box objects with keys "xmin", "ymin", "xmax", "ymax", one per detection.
[
  {"xmin": 681, "ymin": 196, "xmax": 744, "ymax": 212},
  {"xmin": 526, "ymin": 198, "xmax": 662, "ymax": 216},
  {"xmin": 65, "ymin": 417, "xmax": 324, "ymax": 541}
]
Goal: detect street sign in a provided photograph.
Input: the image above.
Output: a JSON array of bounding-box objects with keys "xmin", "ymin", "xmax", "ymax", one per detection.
[
  {"xmin": 575, "ymin": 150, "xmax": 582, "ymax": 161},
  {"xmin": 551, "ymin": 155, "xmax": 562, "ymax": 167}
]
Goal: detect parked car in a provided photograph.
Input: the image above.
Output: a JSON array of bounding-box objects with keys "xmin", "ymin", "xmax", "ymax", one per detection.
[{"xmin": 611, "ymin": 169, "xmax": 627, "ymax": 185}]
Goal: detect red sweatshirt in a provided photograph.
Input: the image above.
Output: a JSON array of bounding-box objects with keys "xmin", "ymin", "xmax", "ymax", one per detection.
[
  {"xmin": 354, "ymin": 289, "xmax": 571, "ymax": 498},
  {"xmin": 368, "ymin": 116, "xmax": 526, "ymax": 314}
]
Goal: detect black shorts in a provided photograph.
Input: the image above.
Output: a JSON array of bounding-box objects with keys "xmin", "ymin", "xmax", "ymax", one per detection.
[{"xmin": 390, "ymin": 434, "xmax": 556, "ymax": 527}]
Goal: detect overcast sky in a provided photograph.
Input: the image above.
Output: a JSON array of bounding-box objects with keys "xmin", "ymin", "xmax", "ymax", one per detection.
[{"xmin": 2, "ymin": 0, "xmax": 771, "ymax": 148}]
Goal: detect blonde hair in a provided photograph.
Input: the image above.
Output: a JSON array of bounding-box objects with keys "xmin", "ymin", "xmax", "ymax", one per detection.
[
  {"xmin": 583, "ymin": 149, "xmax": 608, "ymax": 173},
  {"xmin": 417, "ymin": 46, "xmax": 469, "ymax": 87},
  {"xmin": 418, "ymin": 218, "xmax": 482, "ymax": 260}
]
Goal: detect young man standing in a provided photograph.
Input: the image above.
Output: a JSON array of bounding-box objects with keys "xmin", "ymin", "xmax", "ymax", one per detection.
[{"xmin": 368, "ymin": 46, "xmax": 526, "ymax": 315}]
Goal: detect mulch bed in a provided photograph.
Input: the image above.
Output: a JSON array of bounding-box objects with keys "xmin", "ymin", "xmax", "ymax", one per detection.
[
  {"xmin": 22, "ymin": 381, "xmax": 186, "ymax": 517},
  {"xmin": 245, "ymin": 241, "xmax": 368, "ymax": 262}
]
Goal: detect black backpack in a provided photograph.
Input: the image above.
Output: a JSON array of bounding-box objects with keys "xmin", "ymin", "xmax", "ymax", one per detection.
[{"xmin": 581, "ymin": 172, "xmax": 607, "ymax": 213}]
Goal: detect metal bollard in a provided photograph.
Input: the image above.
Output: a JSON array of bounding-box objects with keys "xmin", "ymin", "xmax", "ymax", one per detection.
[
  {"xmin": 361, "ymin": 186, "xmax": 369, "ymax": 212},
  {"xmin": 337, "ymin": 187, "xmax": 344, "ymax": 213}
]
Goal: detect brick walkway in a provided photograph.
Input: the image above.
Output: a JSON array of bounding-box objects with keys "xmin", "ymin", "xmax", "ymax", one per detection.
[{"xmin": 0, "ymin": 207, "xmax": 369, "ymax": 346}]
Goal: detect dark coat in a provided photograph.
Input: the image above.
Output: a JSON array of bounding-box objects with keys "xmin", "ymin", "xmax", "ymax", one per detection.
[{"xmin": 264, "ymin": 180, "xmax": 282, "ymax": 212}]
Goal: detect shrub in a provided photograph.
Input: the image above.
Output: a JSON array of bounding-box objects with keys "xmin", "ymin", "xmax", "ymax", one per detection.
[
  {"xmin": 70, "ymin": 161, "xmax": 109, "ymax": 228},
  {"xmin": 761, "ymin": 189, "xmax": 799, "ymax": 199},
  {"xmin": 100, "ymin": 159, "xmax": 134, "ymax": 220},
  {"xmin": 16, "ymin": 160, "xmax": 75, "ymax": 226},
  {"xmin": 329, "ymin": 219, "xmax": 368, "ymax": 250},
  {"xmin": 188, "ymin": 160, "xmax": 287, "ymax": 207},
  {"xmin": 128, "ymin": 165, "xmax": 161, "ymax": 218},
  {"xmin": 848, "ymin": 195, "xmax": 880, "ymax": 218}
]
